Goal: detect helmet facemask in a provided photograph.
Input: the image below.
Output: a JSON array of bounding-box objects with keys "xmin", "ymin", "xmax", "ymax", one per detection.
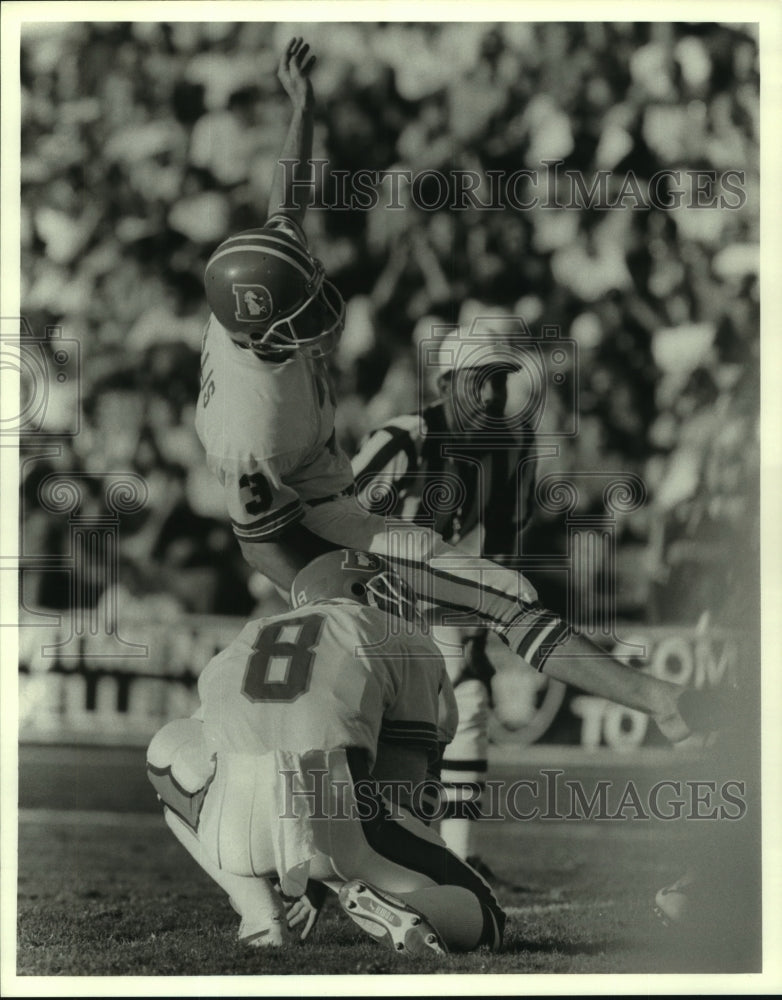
[
  {"xmin": 290, "ymin": 550, "xmax": 421, "ymax": 624},
  {"xmin": 248, "ymin": 258, "xmax": 345, "ymax": 360},
  {"xmin": 363, "ymin": 570, "xmax": 420, "ymax": 623}
]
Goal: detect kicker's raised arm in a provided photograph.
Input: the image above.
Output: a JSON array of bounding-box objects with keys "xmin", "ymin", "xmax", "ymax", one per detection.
[{"xmin": 267, "ymin": 37, "xmax": 317, "ymax": 233}]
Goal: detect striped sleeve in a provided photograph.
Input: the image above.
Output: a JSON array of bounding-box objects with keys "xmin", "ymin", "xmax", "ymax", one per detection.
[
  {"xmin": 378, "ymin": 719, "xmax": 440, "ymax": 759},
  {"xmin": 230, "ymin": 500, "xmax": 304, "ymax": 541},
  {"xmin": 379, "ymin": 634, "xmax": 448, "ymax": 761},
  {"xmin": 352, "ymin": 421, "xmax": 419, "ymax": 515},
  {"xmin": 218, "ymin": 456, "xmax": 305, "ymax": 542}
]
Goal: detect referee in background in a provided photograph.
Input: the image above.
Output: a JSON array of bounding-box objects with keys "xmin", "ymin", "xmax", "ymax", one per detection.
[{"xmin": 352, "ymin": 322, "xmax": 538, "ymax": 883}]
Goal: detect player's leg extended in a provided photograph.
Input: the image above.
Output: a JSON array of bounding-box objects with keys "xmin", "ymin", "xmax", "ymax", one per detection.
[
  {"xmin": 309, "ymin": 746, "xmax": 505, "ymax": 952},
  {"xmin": 303, "ymin": 497, "xmax": 542, "ymax": 641},
  {"xmin": 516, "ymin": 629, "xmax": 700, "ymax": 742},
  {"xmin": 303, "ymin": 498, "xmax": 707, "ymax": 739}
]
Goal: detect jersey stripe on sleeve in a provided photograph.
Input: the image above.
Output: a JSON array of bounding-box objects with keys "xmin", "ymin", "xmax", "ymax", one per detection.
[
  {"xmin": 379, "ymin": 719, "xmax": 440, "ymax": 758},
  {"xmin": 230, "ymin": 499, "xmax": 304, "ymax": 541}
]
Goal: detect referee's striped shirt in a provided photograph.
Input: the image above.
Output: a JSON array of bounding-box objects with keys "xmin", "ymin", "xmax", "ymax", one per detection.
[{"xmin": 351, "ymin": 402, "xmax": 537, "ymax": 560}]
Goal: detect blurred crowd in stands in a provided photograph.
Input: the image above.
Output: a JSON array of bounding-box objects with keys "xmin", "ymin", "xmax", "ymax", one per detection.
[{"xmin": 19, "ymin": 20, "xmax": 760, "ymax": 628}]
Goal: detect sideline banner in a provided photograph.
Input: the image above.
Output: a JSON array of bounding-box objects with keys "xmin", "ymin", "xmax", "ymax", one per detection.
[{"xmin": 18, "ymin": 610, "xmax": 743, "ymax": 750}]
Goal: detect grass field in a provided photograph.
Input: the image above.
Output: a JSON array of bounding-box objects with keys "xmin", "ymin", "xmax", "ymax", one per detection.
[
  {"xmin": 12, "ymin": 809, "xmax": 718, "ymax": 977},
  {"xmin": 12, "ymin": 745, "xmax": 762, "ymax": 982}
]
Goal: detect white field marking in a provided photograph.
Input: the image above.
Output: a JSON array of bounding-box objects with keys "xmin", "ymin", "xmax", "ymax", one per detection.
[
  {"xmin": 18, "ymin": 808, "xmax": 164, "ymax": 828},
  {"xmin": 504, "ymin": 900, "xmax": 616, "ymax": 916}
]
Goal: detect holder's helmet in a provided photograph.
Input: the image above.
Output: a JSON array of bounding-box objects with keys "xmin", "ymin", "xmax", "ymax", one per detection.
[
  {"xmin": 204, "ymin": 227, "xmax": 345, "ymax": 359},
  {"xmin": 291, "ymin": 550, "xmax": 418, "ymax": 622}
]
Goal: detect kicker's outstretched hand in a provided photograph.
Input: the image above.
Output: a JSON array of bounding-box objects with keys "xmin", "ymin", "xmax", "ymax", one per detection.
[{"xmin": 278, "ymin": 36, "xmax": 316, "ymax": 109}]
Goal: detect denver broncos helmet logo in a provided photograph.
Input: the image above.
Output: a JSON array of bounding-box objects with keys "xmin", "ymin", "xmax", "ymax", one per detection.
[{"xmin": 232, "ymin": 283, "xmax": 273, "ymax": 323}]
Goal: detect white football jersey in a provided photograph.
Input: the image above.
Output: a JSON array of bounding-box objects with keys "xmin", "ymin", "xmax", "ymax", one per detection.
[
  {"xmin": 197, "ymin": 600, "xmax": 455, "ymax": 768},
  {"xmin": 195, "ymin": 217, "xmax": 354, "ymax": 542}
]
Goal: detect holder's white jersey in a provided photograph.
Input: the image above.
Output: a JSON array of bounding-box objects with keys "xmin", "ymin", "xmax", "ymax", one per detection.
[{"xmin": 197, "ymin": 600, "xmax": 456, "ymax": 769}]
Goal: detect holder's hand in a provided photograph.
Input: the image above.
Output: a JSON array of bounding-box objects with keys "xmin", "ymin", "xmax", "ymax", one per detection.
[{"xmin": 280, "ymin": 879, "xmax": 329, "ymax": 941}]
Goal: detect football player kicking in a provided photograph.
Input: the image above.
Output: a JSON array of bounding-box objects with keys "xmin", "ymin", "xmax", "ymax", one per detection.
[
  {"xmin": 195, "ymin": 37, "xmax": 727, "ymax": 757},
  {"xmin": 147, "ymin": 550, "xmax": 505, "ymax": 955}
]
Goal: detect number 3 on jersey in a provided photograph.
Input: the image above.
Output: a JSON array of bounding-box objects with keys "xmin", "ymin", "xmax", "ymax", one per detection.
[
  {"xmin": 242, "ymin": 613, "xmax": 325, "ymax": 702},
  {"xmin": 239, "ymin": 471, "xmax": 273, "ymax": 515}
]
